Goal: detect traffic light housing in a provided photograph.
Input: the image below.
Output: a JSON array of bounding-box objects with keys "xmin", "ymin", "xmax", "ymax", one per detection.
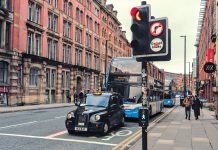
[
  {"xmin": 130, "ymin": 6, "xmax": 150, "ymax": 56},
  {"xmin": 138, "ymin": 107, "xmax": 149, "ymax": 127}
]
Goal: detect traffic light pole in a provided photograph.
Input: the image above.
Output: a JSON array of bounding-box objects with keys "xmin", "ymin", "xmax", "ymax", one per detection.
[
  {"xmin": 141, "ymin": 61, "xmax": 148, "ymax": 150},
  {"xmin": 142, "ymin": 126, "xmax": 147, "ymax": 150}
]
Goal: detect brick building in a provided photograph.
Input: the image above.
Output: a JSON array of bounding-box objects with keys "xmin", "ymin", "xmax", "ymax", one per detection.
[
  {"xmin": 195, "ymin": 0, "xmax": 215, "ymax": 102},
  {"xmin": 0, "ymin": 0, "xmax": 131, "ymax": 106}
]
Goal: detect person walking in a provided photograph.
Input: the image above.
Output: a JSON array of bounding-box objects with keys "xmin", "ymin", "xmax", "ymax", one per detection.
[
  {"xmin": 183, "ymin": 97, "xmax": 192, "ymax": 120},
  {"xmin": 192, "ymin": 95, "xmax": 202, "ymax": 120}
]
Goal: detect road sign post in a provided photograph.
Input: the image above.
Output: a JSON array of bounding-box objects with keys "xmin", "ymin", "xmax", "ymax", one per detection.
[{"xmin": 131, "ymin": 1, "xmax": 171, "ymax": 150}]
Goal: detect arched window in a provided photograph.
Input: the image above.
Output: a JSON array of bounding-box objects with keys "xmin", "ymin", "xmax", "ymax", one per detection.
[
  {"xmin": 0, "ymin": 61, "xmax": 8, "ymax": 84},
  {"xmin": 29, "ymin": 68, "xmax": 39, "ymax": 86}
]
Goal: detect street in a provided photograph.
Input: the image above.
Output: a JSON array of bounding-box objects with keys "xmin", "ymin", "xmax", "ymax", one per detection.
[{"xmin": 0, "ymin": 106, "xmax": 170, "ymax": 150}]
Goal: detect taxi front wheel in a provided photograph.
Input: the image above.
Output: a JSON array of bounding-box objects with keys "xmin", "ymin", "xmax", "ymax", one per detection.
[
  {"xmin": 68, "ymin": 129, "xmax": 75, "ymax": 135},
  {"xmin": 101, "ymin": 122, "xmax": 109, "ymax": 136}
]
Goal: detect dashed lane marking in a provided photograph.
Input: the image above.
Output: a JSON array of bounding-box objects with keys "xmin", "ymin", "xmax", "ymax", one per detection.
[
  {"xmin": 0, "ymin": 121, "xmax": 38, "ymax": 129},
  {"xmin": 0, "ymin": 133, "xmax": 117, "ymax": 146},
  {"xmin": 55, "ymin": 116, "xmax": 66, "ymax": 119}
]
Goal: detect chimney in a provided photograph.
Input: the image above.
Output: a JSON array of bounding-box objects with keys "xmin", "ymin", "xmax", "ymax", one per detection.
[{"xmin": 106, "ymin": 4, "xmax": 114, "ymax": 12}]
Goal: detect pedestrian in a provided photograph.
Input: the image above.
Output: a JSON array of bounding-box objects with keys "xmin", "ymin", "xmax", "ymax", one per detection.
[
  {"xmin": 192, "ymin": 95, "xmax": 202, "ymax": 120},
  {"xmin": 183, "ymin": 97, "xmax": 192, "ymax": 120},
  {"xmin": 74, "ymin": 92, "xmax": 78, "ymax": 103},
  {"xmin": 79, "ymin": 91, "xmax": 84, "ymax": 102},
  {"xmin": 67, "ymin": 94, "xmax": 71, "ymax": 103}
]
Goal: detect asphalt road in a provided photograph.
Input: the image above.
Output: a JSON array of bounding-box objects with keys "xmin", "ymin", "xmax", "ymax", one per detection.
[{"xmin": 0, "ymin": 106, "xmax": 171, "ymax": 150}]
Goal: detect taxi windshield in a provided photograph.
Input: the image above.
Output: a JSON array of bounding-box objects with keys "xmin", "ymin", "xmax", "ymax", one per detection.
[{"xmin": 82, "ymin": 94, "xmax": 110, "ymax": 108}]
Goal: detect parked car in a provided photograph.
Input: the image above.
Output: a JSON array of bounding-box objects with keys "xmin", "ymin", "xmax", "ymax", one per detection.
[{"xmin": 65, "ymin": 92, "xmax": 125, "ymax": 135}]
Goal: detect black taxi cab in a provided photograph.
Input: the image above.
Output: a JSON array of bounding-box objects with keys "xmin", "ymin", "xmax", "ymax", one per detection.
[{"xmin": 65, "ymin": 92, "xmax": 125, "ymax": 135}]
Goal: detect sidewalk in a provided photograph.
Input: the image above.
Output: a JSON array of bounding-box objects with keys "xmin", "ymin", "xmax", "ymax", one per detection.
[
  {"xmin": 0, "ymin": 103, "xmax": 74, "ymax": 113},
  {"xmin": 129, "ymin": 106, "xmax": 218, "ymax": 150}
]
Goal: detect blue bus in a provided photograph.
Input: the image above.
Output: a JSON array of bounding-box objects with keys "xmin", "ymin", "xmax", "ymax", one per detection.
[
  {"xmin": 164, "ymin": 80, "xmax": 176, "ymax": 107},
  {"xmin": 106, "ymin": 57, "xmax": 164, "ymax": 118}
]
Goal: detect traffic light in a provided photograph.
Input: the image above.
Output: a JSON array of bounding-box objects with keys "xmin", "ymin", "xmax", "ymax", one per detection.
[
  {"xmin": 138, "ymin": 107, "xmax": 149, "ymax": 127},
  {"xmin": 130, "ymin": 5, "xmax": 150, "ymax": 56}
]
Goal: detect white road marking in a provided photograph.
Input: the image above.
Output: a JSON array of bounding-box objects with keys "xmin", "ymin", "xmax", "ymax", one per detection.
[
  {"xmin": 0, "ymin": 133, "xmax": 117, "ymax": 146},
  {"xmin": 46, "ymin": 130, "xmax": 68, "ymax": 138},
  {"xmin": 0, "ymin": 121, "xmax": 38, "ymax": 129},
  {"xmin": 55, "ymin": 116, "xmax": 66, "ymax": 119}
]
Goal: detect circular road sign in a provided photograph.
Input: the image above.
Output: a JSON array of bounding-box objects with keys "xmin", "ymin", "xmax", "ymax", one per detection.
[
  {"xmin": 150, "ymin": 38, "xmax": 163, "ymax": 52},
  {"xmin": 203, "ymin": 62, "xmax": 216, "ymax": 73},
  {"xmin": 150, "ymin": 22, "xmax": 164, "ymax": 36}
]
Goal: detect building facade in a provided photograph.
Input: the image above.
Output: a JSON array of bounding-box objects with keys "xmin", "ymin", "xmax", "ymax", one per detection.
[
  {"xmin": 0, "ymin": 0, "xmax": 131, "ymax": 106},
  {"xmin": 195, "ymin": 0, "xmax": 215, "ymax": 102}
]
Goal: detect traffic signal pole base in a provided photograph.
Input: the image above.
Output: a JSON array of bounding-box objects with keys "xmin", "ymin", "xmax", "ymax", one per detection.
[{"xmin": 142, "ymin": 127, "xmax": 148, "ymax": 150}]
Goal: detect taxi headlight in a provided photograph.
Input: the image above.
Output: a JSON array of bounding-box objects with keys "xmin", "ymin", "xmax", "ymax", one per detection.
[
  {"xmin": 67, "ymin": 112, "xmax": 74, "ymax": 119},
  {"xmin": 90, "ymin": 114, "xmax": 101, "ymax": 122},
  {"xmin": 95, "ymin": 115, "xmax": 101, "ymax": 121}
]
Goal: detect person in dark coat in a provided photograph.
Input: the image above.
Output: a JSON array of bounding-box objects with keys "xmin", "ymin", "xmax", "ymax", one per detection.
[
  {"xmin": 73, "ymin": 93, "xmax": 78, "ymax": 103},
  {"xmin": 79, "ymin": 91, "xmax": 84, "ymax": 102},
  {"xmin": 192, "ymin": 96, "xmax": 202, "ymax": 120}
]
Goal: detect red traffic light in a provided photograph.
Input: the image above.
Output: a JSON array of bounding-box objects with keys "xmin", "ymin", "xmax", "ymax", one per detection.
[{"xmin": 130, "ymin": 7, "xmax": 141, "ymax": 21}]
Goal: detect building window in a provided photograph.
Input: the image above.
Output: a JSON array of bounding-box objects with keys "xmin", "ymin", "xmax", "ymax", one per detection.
[
  {"xmin": 53, "ymin": 15, "xmax": 58, "ymax": 32},
  {"xmin": 66, "ymin": 72, "xmax": 70, "ymax": 88},
  {"xmin": 86, "ymin": 33, "xmax": 91, "ymax": 48},
  {"xmin": 76, "ymin": 8, "xmax": 80, "ymax": 22},
  {"xmin": 0, "ymin": 61, "xmax": 8, "ymax": 84},
  {"xmin": 6, "ymin": 0, "xmax": 10, "ymax": 10},
  {"xmin": 94, "ymin": 55, "xmax": 99, "ymax": 70},
  {"xmin": 61, "ymin": 72, "xmax": 65, "ymax": 88},
  {"xmin": 51, "ymin": 70, "xmax": 56, "ymax": 87},
  {"xmin": 85, "ymin": 52, "xmax": 91, "ymax": 68},
  {"xmin": 75, "ymin": 48, "xmax": 82, "ymax": 66},
  {"xmin": 68, "ymin": 2, "xmax": 72, "ymax": 17},
  {"xmin": 28, "ymin": 1, "xmax": 41, "ymax": 24},
  {"xmin": 47, "ymin": 39, "xmax": 52, "ymax": 59},
  {"xmin": 28, "ymin": 1, "xmax": 33, "ymax": 21},
  {"xmin": 76, "ymin": 8, "xmax": 83, "ymax": 24},
  {"xmin": 27, "ymin": 31, "xmax": 41, "ymax": 56},
  {"xmin": 48, "ymin": 12, "xmax": 58, "ymax": 32},
  {"xmin": 54, "ymin": 0, "xmax": 58, "ymax": 8},
  {"xmin": 5, "ymin": 22, "xmax": 10, "ymax": 49},
  {"xmin": 94, "ymin": 37, "xmax": 99, "ymax": 52},
  {"xmin": 46, "ymin": 69, "xmax": 50, "ymax": 88},
  {"xmin": 63, "ymin": 21, "xmax": 71, "ymax": 38},
  {"xmin": 35, "ymin": 34, "xmax": 41, "ymax": 56},
  {"xmin": 35, "ymin": 5, "xmax": 41, "ymax": 24},
  {"xmin": 48, "ymin": 12, "xmax": 52, "ymax": 29},
  {"xmin": 66, "ymin": 46, "xmax": 71, "ymax": 63},
  {"xmin": 80, "ymin": 11, "xmax": 83, "ymax": 24},
  {"xmin": 47, "ymin": 38, "xmax": 58, "ymax": 60},
  {"xmin": 29, "ymin": 68, "xmax": 39, "ymax": 86},
  {"xmin": 27, "ymin": 31, "xmax": 33, "ymax": 54},
  {"xmin": 94, "ymin": 76, "xmax": 98, "ymax": 89},
  {"xmin": 48, "ymin": 0, "xmax": 52, "ymax": 4},
  {"xmin": 85, "ymin": 75, "xmax": 90, "ymax": 89},
  {"xmin": 63, "ymin": 0, "xmax": 67, "ymax": 14},
  {"xmin": 53, "ymin": 41, "xmax": 58, "ymax": 60},
  {"xmin": 75, "ymin": 27, "xmax": 82, "ymax": 43}
]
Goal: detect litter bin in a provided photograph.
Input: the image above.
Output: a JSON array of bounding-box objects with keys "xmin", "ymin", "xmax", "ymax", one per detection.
[{"xmin": 180, "ymin": 96, "xmax": 184, "ymax": 107}]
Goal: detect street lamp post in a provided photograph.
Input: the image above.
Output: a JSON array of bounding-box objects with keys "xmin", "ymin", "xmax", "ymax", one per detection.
[
  {"xmin": 186, "ymin": 62, "xmax": 190, "ymax": 91},
  {"xmin": 104, "ymin": 40, "xmax": 108, "ymax": 89},
  {"xmin": 180, "ymin": 35, "xmax": 187, "ymax": 97}
]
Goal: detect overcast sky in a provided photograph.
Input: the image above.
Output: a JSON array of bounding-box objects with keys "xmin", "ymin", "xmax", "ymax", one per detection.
[{"xmin": 107, "ymin": 0, "xmax": 201, "ymax": 74}]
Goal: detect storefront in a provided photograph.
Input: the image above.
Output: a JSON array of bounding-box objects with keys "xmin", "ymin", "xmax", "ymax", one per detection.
[{"xmin": 0, "ymin": 86, "xmax": 8, "ymax": 105}]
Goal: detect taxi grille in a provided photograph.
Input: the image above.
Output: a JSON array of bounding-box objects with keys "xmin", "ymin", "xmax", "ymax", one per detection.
[{"xmin": 76, "ymin": 114, "xmax": 88, "ymax": 126}]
